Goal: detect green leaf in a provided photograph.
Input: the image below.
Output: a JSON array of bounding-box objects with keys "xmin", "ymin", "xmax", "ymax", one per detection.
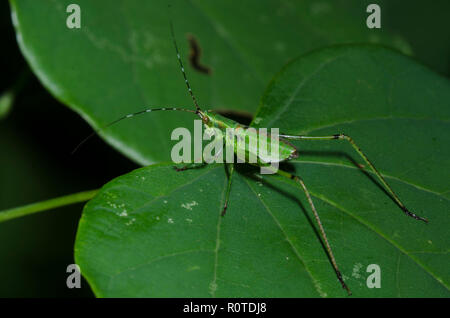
[
  {"xmin": 10, "ymin": 0, "xmax": 411, "ymax": 164},
  {"xmin": 75, "ymin": 45, "xmax": 450, "ymax": 297}
]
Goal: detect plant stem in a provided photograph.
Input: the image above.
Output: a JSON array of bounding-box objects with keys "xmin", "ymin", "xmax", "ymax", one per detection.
[{"xmin": 0, "ymin": 189, "xmax": 98, "ymax": 223}]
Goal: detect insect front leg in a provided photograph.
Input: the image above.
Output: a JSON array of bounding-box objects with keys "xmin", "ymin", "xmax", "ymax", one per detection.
[{"xmin": 280, "ymin": 133, "xmax": 428, "ymax": 222}]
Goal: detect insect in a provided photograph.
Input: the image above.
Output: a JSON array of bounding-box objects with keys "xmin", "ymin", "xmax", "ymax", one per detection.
[{"xmin": 75, "ymin": 22, "xmax": 428, "ymax": 296}]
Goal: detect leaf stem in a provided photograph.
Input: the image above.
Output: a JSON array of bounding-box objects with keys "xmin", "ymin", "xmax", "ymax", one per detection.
[{"xmin": 0, "ymin": 189, "xmax": 98, "ymax": 223}]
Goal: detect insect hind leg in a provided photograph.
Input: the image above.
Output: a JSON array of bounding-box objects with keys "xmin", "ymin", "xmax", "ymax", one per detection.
[
  {"xmin": 280, "ymin": 133, "xmax": 428, "ymax": 223},
  {"xmin": 277, "ymin": 169, "xmax": 351, "ymax": 295}
]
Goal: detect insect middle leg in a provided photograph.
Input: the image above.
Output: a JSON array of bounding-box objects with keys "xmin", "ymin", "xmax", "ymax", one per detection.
[
  {"xmin": 173, "ymin": 140, "xmax": 234, "ymax": 216},
  {"xmin": 222, "ymin": 163, "xmax": 235, "ymax": 216},
  {"xmin": 276, "ymin": 169, "xmax": 351, "ymax": 295},
  {"xmin": 280, "ymin": 133, "xmax": 428, "ymax": 222}
]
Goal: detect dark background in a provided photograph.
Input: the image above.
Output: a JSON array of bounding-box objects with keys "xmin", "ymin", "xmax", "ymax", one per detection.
[
  {"xmin": 0, "ymin": 1, "xmax": 448, "ymax": 297},
  {"xmin": 0, "ymin": 1, "xmax": 138, "ymax": 297}
]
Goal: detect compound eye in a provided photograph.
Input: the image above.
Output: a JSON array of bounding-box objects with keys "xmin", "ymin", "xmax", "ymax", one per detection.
[{"xmin": 202, "ymin": 116, "xmax": 210, "ymax": 125}]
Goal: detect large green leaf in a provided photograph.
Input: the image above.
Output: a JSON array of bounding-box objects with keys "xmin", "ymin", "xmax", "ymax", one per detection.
[
  {"xmin": 75, "ymin": 45, "xmax": 450, "ymax": 297},
  {"xmin": 10, "ymin": 0, "xmax": 412, "ymax": 164}
]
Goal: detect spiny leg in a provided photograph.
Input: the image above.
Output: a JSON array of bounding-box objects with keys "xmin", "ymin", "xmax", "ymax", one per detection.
[
  {"xmin": 277, "ymin": 169, "xmax": 351, "ymax": 295},
  {"xmin": 175, "ymin": 156, "xmax": 234, "ymax": 216},
  {"xmin": 280, "ymin": 133, "xmax": 428, "ymax": 223},
  {"xmin": 222, "ymin": 163, "xmax": 235, "ymax": 216},
  {"xmin": 173, "ymin": 146, "xmax": 234, "ymax": 216}
]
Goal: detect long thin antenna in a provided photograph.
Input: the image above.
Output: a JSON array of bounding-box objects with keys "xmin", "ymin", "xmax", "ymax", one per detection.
[
  {"xmin": 169, "ymin": 20, "xmax": 201, "ymax": 112},
  {"xmin": 71, "ymin": 107, "xmax": 195, "ymax": 154},
  {"xmin": 73, "ymin": 13, "xmax": 203, "ymax": 154}
]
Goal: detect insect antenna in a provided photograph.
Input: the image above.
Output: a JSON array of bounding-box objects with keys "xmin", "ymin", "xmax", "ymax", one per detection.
[
  {"xmin": 73, "ymin": 17, "xmax": 202, "ymax": 155},
  {"xmin": 169, "ymin": 21, "xmax": 201, "ymax": 113},
  {"xmin": 71, "ymin": 107, "xmax": 196, "ymax": 155}
]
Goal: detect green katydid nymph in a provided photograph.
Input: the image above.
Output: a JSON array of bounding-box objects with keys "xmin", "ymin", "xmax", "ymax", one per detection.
[{"xmin": 74, "ymin": 22, "xmax": 428, "ymax": 296}]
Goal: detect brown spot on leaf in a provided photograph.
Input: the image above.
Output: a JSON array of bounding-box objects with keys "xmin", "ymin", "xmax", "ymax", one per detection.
[{"xmin": 187, "ymin": 34, "xmax": 212, "ymax": 75}]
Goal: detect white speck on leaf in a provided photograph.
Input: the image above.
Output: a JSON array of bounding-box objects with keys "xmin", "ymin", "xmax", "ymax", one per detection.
[
  {"xmin": 119, "ymin": 210, "xmax": 128, "ymax": 217},
  {"xmin": 168, "ymin": 218, "xmax": 174, "ymax": 224},
  {"xmin": 125, "ymin": 218, "xmax": 136, "ymax": 226},
  {"xmin": 352, "ymin": 263, "xmax": 363, "ymax": 279},
  {"xmin": 181, "ymin": 201, "xmax": 198, "ymax": 211},
  {"xmin": 108, "ymin": 202, "xmax": 118, "ymax": 209},
  {"xmin": 209, "ymin": 281, "xmax": 217, "ymax": 295}
]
